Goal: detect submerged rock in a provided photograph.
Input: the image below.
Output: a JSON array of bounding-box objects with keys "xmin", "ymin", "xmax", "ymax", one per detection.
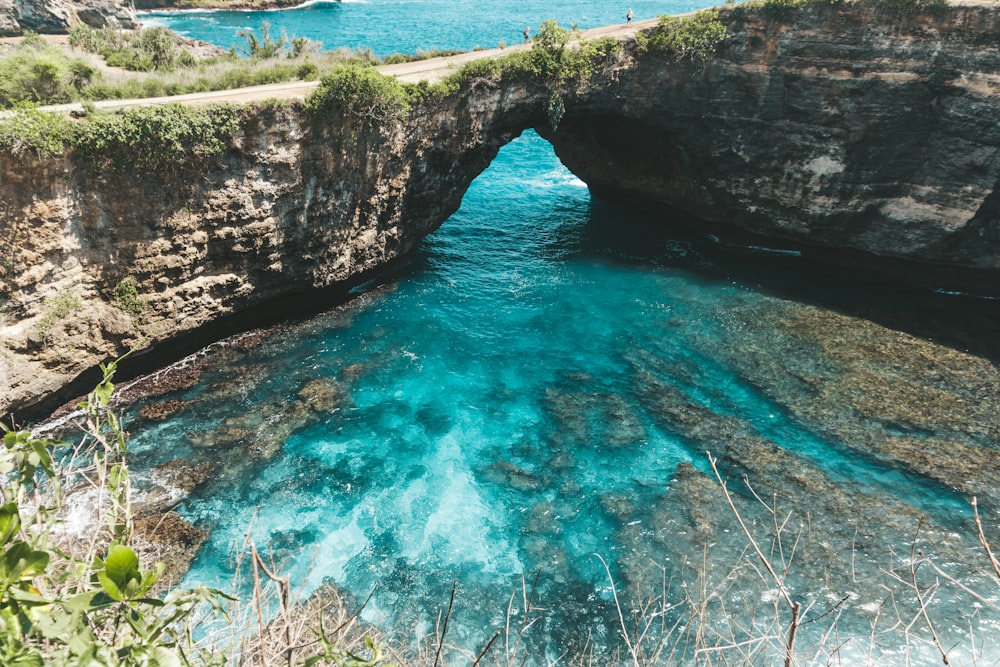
[
  {"xmin": 297, "ymin": 378, "xmax": 348, "ymax": 414},
  {"xmin": 183, "ymin": 376, "xmax": 350, "ymax": 459},
  {"xmin": 134, "ymin": 511, "xmax": 208, "ymax": 591},
  {"xmin": 137, "ymin": 399, "xmax": 187, "ymax": 423},
  {"xmin": 703, "ymin": 298, "xmax": 1000, "ymax": 506},
  {"xmin": 543, "ymin": 387, "xmax": 646, "ymax": 451},
  {"xmin": 622, "ymin": 352, "xmax": 982, "ymax": 612},
  {"xmin": 480, "ymin": 460, "xmax": 547, "ymax": 493}
]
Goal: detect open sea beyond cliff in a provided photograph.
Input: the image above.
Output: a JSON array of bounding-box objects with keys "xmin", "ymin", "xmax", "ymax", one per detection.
[{"xmin": 124, "ymin": 2, "xmax": 1000, "ymax": 662}]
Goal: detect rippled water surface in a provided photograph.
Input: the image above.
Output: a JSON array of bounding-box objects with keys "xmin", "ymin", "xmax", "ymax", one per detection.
[
  {"xmin": 129, "ymin": 4, "xmax": 1000, "ymax": 663},
  {"xmin": 143, "ymin": 0, "xmax": 704, "ymax": 57}
]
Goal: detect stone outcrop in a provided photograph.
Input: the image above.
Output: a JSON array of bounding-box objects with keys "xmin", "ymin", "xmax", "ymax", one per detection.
[
  {"xmin": 0, "ymin": 0, "xmax": 138, "ymax": 37},
  {"xmin": 547, "ymin": 2, "xmax": 1000, "ymax": 275},
  {"xmin": 5, "ymin": 1, "xmax": 1000, "ymax": 421}
]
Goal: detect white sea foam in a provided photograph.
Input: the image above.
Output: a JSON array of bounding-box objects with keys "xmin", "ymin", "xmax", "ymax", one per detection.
[
  {"xmin": 137, "ymin": 0, "xmax": 343, "ymax": 15},
  {"xmin": 305, "ymin": 510, "xmax": 371, "ymax": 587}
]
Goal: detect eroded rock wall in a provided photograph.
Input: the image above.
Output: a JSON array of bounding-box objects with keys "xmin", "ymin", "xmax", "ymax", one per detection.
[
  {"xmin": 546, "ymin": 2, "xmax": 1000, "ymax": 271},
  {"xmin": 5, "ymin": 2, "xmax": 1000, "ymax": 420},
  {"xmin": 0, "ymin": 80, "xmax": 554, "ymax": 420},
  {"xmin": 0, "ymin": 0, "xmax": 138, "ymax": 36}
]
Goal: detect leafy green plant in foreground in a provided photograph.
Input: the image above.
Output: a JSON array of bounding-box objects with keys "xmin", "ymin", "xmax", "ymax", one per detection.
[
  {"xmin": 0, "ymin": 359, "xmax": 391, "ymax": 666},
  {"xmin": 0, "ymin": 359, "xmax": 228, "ymax": 666}
]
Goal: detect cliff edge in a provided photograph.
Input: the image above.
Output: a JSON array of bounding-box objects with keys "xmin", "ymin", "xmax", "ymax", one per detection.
[{"xmin": 4, "ymin": 1, "xmax": 1000, "ymax": 421}]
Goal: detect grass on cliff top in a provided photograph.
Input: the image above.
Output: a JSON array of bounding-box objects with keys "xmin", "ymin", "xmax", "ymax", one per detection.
[
  {"xmin": 303, "ymin": 22, "xmax": 627, "ymax": 129},
  {"xmin": 0, "ymin": 102, "xmax": 245, "ymax": 178},
  {"xmin": 728, "ymin": 0, "xmax": 949, "ymax": 20},
  {"xmin": 0, "ymin": 25, "xmax": 387, "ymax": 110}
]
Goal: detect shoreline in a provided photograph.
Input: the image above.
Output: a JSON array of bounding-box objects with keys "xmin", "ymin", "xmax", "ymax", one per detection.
[{"xmin": 136, "ymin": 0, "xmax": 341, "ymax": 15}]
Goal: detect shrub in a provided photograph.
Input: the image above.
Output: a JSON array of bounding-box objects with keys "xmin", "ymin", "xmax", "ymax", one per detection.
[
  {"xmin": 34, "ymin": 290, "xmax": 82, "ymax": 343},
  {"xmin": 645, "ymin": 9, "xmax": 729, "ymax": 59},
  {"xmin": 534, "ymin": 19, "xmax": 571, "ymax": 53},
  {"xmin": 238, "ymin": 20, "xmax": 286, "ymax": 60},
  {"xmin": 113, "ymin": 277, "xmax": 146, "ymax": 325},
  {"xmin": 305, "ymin": 65, "xmax": 411, "ymax": 125},
  {"xmin": 73, "ymin": 103, "xmax": 244, "ymax": 174},
  {"xmin": 381, "ymin": 49, "xmax": 463, "ymax": 65},
  {"xmin": 68, "ymin": 25, "xmax": 183, "ymax": 72},
  {"xmin": 0, "ymin": 34, "xmax": 97, "ymax": 107},
  {"xmin": 0, "ymin": 105, "xmax": 77, "ymax": 157}
]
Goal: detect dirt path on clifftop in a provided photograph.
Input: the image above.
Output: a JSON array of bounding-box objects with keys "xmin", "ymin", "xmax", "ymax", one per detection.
[{"xmin": 40, "ymin": 19, "xmax": 657, "ymax": 114}]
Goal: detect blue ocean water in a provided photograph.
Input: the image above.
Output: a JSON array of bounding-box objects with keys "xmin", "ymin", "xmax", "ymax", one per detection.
[
  {"xmin": 128, "ymin": 3, "xmax": 1000, "ymax": 663},
  {"xmin": 142, "ymin": 0, "xmax": 704, "ymax": 57}
]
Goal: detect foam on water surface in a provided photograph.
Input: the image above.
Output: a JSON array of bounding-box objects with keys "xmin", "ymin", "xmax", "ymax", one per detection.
[
  {"xmin": 142, "ymin": 0, "xmax": 708, "ymax": 57},
  {"xmin": 120, "ymin": 131, "xmax": 1000, "ymax": 662},
  {"xmin": 124, "ymin": 3, "xmax": 1000, "ymax": 658}
]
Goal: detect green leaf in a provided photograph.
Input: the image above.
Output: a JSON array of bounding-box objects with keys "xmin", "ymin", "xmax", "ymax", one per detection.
[
  {"xmin": 0, "ymin": 503, "xmax": 22, "ymax": 546},
  {"xmin": 145, "ymin": 646, "xmax": 182, "ymax": 667},
  {"xmin": 96, "ymin": 571, "xmax": 124, "ymax": 602},
  {"xmin": 7, "ymin": 652, "xmax": 44, "ymax": 667},
  {"xmin": 134, "ymin": 597, "xmax": 165, "ymax": 607},
  {"xmin": 103, "ymin": 544, "xmax": 139, "ymax": 592},
  {"xmin": 139, "ymin": 562, "xmax": 164, "ymax": 593},
  {"xmin": 62, "ymin": 590, "xmax": 112, "ymax": 613},
  {"xmin": 94, "ymin": 379, "xmax": 114, "ymax": 408},
  {"xmin": 32, "ymin": 606, "xmax": 87, "ymax": 641},
  {"xmin": 6, "ymin": 587, "xmax": 49, "ymax": 606},
  {"xmin": 27, "ymin": 441, "xmax": 55, "ymax": 479},
  {"xmin": 0, "ymin": 542, "xmax": 50, "ymax": 584}
]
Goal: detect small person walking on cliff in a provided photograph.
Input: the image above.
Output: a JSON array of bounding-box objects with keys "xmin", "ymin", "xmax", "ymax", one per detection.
[
  {"xmin": 626, "ymin": 8, "xmax": 633, "ymax": 25},
  {"xmin": 523, "ymin": 26, "xmax": 531, "ymax": 43}
]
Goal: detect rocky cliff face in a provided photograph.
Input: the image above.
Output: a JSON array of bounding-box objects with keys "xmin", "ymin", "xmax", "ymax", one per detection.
[
  {"xmin": 4, "ymin": 1, "xmax": 1000, "ymax": 420},
  {"xmin": 0, "ymin": 80, "xmax": 551, "ymax": 420},
  {"xmin": 547, "ymin": 2, "xmax": 1000, "ymax": 275},
  {"xmin": 0, "ymin": 0, "xmax": 137, "ymax": 36}
]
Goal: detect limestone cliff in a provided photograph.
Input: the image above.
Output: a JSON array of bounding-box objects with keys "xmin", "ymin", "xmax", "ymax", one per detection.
[
  {"xmin": 0, "ymin": 0, "xmax": 138, "ymax": 36},
  {"xmin": 0, "ymin": 82, "xmax": 549, "ymax": 420},
  {"xmin": 4, "ymin": 1, "xmax": 1000, "ymax": 421},
  {"xmin": 547, "ymin": 2, "xmax": 1000, "ymax": 275}
]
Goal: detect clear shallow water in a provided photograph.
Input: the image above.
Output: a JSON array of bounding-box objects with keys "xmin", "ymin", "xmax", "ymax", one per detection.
[
  {"xmin": 127, "ymin": 3, "xmax": 1000, "ymax": 662},
  {"xmin": 124, "ymin": 133, "xmax": 1000, "ymax": 663}
]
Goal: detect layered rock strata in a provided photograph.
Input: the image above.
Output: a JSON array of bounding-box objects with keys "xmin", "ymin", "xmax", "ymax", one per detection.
[
  {"xmin": 547, "ymin": 2, "xmax": 1000, "ymax": 273},
  {"xmin": 5, "ymin": 2, "xmax": 1000, "ymax": 420}
]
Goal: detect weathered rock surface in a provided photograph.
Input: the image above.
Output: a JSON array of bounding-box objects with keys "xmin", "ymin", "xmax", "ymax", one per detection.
[
  {"xmin": 5, "ymin": 2, "xmax": 1000, "ymax": 420},
  {"xmin": 548, "ymin": 2, "xmax": 1000, "ymax": 273},
  {"xmin": 0, "ymin": 0, "xmax": 138, "ymax": 36}
]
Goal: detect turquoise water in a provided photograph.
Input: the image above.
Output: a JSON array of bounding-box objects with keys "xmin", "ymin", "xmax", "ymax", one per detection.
[
  {"xmin": 143, "ymin": 0, "xmax": 703, "ymax": 57},
  {"xmin": 128, "ymin": 4, "xmax": 1000, "ymax": 663}
]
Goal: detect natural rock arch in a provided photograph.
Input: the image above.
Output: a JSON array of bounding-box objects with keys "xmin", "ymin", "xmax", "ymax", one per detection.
[{"xmin": 6, "ymin": 1, "xmax": 1000, "ymax": 419}]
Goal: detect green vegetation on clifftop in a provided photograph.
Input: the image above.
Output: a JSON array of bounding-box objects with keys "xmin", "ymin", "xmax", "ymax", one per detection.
[
  {"xmin": 0, "ymin": 103, "xmax": 244, "ymax": 175},
  {"xmin": 729, "ymin": 0, "xmax": 948, "ymax": 20}
]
